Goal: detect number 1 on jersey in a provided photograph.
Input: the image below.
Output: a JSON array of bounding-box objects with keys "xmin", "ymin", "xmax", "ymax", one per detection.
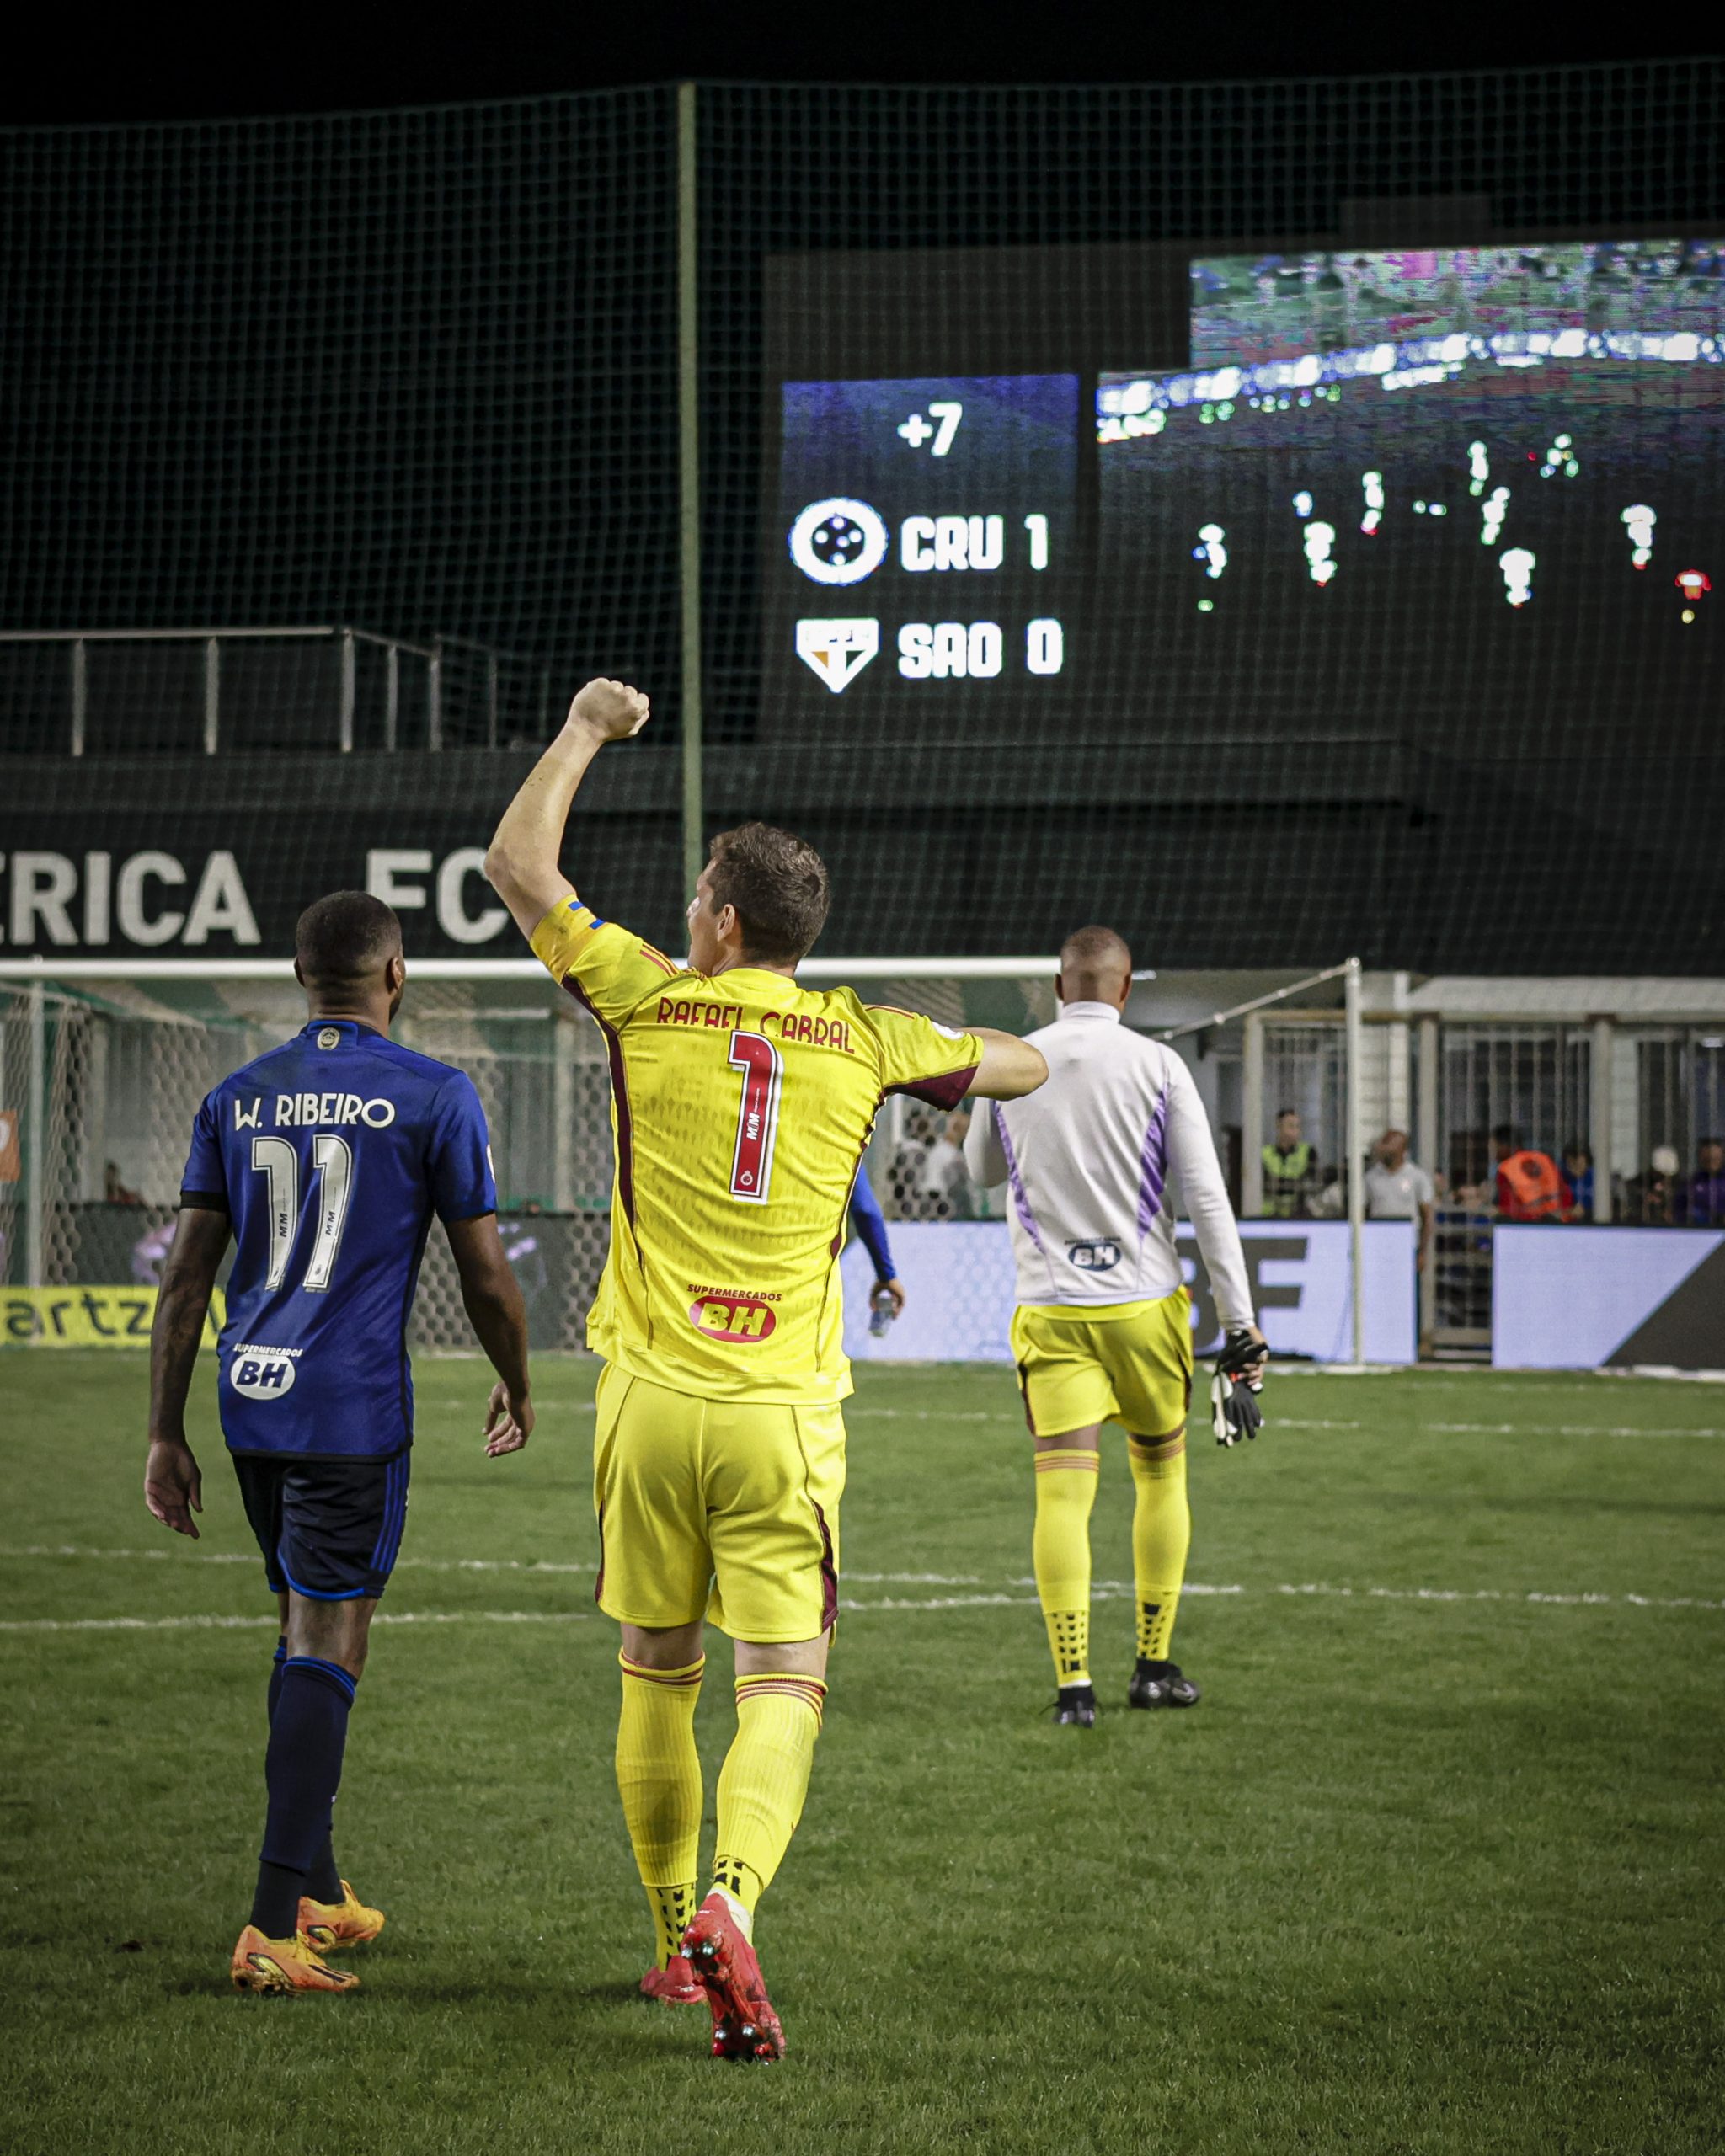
[{"xmin": 728, "ymin": 1029, "xmax": 783, "ymax": 1203}]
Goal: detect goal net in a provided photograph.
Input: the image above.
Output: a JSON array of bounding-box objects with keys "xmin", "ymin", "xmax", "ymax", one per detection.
[
  {"xmin": 2, "ymin": 956, "xmax": 1381, "ymax": 1364},
  {"xmin": 0, "ymin": 963, "xmax": 1062, "ymax": 1354}
]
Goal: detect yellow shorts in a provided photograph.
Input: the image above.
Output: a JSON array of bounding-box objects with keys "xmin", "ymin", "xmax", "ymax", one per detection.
[
  {"xmin": 592, "ymin": 1362, "xmax": 845, "ymax": 1642},
  {"xmin": 1009, "ymin": 1290, "xmax": 1194, "ymax": 1439}
]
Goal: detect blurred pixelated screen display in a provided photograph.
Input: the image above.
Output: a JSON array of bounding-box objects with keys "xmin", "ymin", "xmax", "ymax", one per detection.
[{"xmin": 770, "ymin": 241, "xmax": 1723, "ymax": 747}]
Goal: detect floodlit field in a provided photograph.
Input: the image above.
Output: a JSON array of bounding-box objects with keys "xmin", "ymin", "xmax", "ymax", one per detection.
[{"xmin": 3, "ymin": 1353, "xmax": 1722, "ymax": 2154}]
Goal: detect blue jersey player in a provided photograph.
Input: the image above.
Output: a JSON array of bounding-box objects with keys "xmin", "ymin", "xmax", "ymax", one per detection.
[{"xmin": 144, "ymin": 892, "xmax": 534, "ymax": 1996}]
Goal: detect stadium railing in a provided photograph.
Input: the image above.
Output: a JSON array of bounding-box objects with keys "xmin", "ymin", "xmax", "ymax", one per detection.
[{"xmin": 0, "ymin": 627, "xmax": 554, "ymax": 756}]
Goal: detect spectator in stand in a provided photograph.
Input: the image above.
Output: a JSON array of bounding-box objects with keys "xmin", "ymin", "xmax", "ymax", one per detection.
[
  {"xmin": 1493, "ymin": 1126, "xmax": 1566, "ymax": 1221},
  {"xmin": 1365, "ymin": 1129, "xmax": 1436, "ymax": 1271},
  {"xmin": 887, "ymin": 1110, "xmax": 935, "ymax": 1217},
  {"xmin": 920, "ymin": 1108, "xmax": 974, "ymax": 1219},
  {"xmin": 1677, "ymin": 1137, "xmax": 1725, "ymax": 1226},
  {"xmin": 1262, "ymin": 1108, "xmax": 1320, "ymax": 1219},
  {"xmin": 1561, "ymin": 1141, "xmax": 1595, "ymax": 1220},
  {"xmin": 131, "ymin": 1218, "xmax": 176, "ymax": 1284},
  {"xmin": 105, "ymin": 1160, "xmax": 142, "ymax": 1206},
  {"xmin": 1625, "ymin": 1145, "xmax": 1680, "ymax": 1225}
]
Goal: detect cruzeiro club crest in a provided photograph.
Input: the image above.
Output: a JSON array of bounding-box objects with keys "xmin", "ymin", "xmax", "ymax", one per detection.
[
  {"xmin": 795, "ymin": 619, "xmax": 880, "ymax": 695},
  {"xmin": 788, "ymin": 498, "xmax": 889, "ymax": 585}
]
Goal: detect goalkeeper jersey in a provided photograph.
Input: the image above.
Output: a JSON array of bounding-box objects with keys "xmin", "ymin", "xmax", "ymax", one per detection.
[
  {"xmin": 532, "ymin": 898, "xmax": 982, "ymax": 1404},
  {"xmin": 963, "ymin": 1001, "xmax": 1254, "ymax": 1329}
]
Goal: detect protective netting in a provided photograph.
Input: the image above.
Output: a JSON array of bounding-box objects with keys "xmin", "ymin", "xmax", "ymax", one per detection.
[
  {"xmin": 1, "ymin": 65, "xmax": 1723, "ymax": 975},
  {"xmin": 0, "ymin": 974, "xmax": 1058, "ymax": 1350}
]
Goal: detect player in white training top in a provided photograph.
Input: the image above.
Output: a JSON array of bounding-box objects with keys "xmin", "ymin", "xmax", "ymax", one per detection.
[{"xmin": 964, "ymin": 926, "xmax": 1266, "ymax": 1725}]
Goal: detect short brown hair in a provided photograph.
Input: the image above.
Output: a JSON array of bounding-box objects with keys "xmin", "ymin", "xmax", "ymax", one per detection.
[{"xmin": 707, "ymin": 822, "xmax": 830, "ymax": 963}]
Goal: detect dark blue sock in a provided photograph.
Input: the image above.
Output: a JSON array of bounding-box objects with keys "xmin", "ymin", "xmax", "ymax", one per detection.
[
  {"xmin": 265, "ymin": 1637, "xmax": 344, "ymax": 1907},
  {"xmin": 250, "ymin": 1657, "xmax": 356, "ymax": 1938}
]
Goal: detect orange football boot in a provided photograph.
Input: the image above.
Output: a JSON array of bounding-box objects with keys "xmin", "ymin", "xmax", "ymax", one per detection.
[
  {"xmin": 297, "ymin": 1880, "xmax": 386, "ymax": 1951},
  {"xmin": 681, "ymin": 1893, "xmax": 783, "ymax": 2062},
  {"xmin": 639, "ymin": 1954, "xmax": 703, "ymax": 2005},
  {"xmin": 230, "ymin": 1925, "xmax": 360, "ymax": 1994}
]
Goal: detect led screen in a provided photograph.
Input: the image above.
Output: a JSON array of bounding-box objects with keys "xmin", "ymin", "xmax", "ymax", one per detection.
[
  {"xmin": 767, "ymin": 243, "xmax": 1723, "ymax": 751},
  {"xmin": 764, "ymin": 373, "xmax": 1081, "ymax": 737},
  {"xmin": 1097, "ymin": 312, "xmax": 1723, "ymax": 744}
]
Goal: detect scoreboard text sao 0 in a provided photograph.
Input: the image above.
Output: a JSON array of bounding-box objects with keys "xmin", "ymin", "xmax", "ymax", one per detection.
[{"xmin": 770, "ymin": 376, "xmax": 1079, "ymax": 713}]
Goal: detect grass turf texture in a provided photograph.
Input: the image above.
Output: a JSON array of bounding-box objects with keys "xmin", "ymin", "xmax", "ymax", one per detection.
[{"xmin": 2, "ymin": 1354, "xmax": 1722, "ymax": 2155}]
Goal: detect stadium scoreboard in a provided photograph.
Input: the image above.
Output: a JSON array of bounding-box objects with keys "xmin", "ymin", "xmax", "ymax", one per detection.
[
  {"xmin": 766, "ymin": 239, "xmax": 1724, "ymax": 750},
  {"xmin": 768, "ymin": 374, "xmax": 1081, "ymax": 727}
]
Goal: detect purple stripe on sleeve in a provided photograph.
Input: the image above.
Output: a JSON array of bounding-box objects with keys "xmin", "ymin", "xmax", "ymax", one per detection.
[
  {"xmin": 1136, "ymin": 1089, "xmax": 1170, "ymax": 1234},
  {"xmin": 993, "ymin": 1102, "xmax": 1049, "ymax": 1255}
]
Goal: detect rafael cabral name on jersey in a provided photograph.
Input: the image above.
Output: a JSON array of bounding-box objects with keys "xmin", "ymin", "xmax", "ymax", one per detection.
[{"xmin": 654, "ymin": 993, "xmax": 859, "ymax": 1058}]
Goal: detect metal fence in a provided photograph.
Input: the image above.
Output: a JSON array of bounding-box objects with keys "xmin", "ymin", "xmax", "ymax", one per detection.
[{"xmin": 0, "ymin": 627, "xmax": 558, "ymax": 756}]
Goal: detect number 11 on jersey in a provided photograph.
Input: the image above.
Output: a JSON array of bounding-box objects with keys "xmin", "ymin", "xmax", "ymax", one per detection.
[{"xmin": 728, "ymin": 1030, "xmax": 783, "ymax": 1203}]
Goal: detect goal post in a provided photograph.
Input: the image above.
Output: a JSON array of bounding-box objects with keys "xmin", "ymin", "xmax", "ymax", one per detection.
[
  {"xmin": 1152, "ymin": 958, "xmax": 1367, "ymax": 1368},
  {"xmin": 0, "ymin": 953, "xmax": 1370, "ymax": 1363}
]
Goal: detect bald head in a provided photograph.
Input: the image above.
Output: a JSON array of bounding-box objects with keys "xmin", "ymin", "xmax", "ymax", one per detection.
[{"xmin": 1059, "ymin": 924, "xmax": 1133, "ymax": 1009}]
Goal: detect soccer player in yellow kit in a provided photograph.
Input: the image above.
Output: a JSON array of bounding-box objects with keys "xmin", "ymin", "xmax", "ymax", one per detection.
[{"xmin": 484, "ymin": 680, "xmax": 1046, "ymax": 2061}]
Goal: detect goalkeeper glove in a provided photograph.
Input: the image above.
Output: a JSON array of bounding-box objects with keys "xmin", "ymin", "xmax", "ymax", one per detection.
[{"xmin": 1210, "ymin": 1329, "xmax": 1267, "ymax": 1447}]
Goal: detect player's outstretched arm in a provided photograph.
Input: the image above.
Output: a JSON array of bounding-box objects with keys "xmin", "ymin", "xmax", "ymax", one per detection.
[
  {"xmin": 445, "ymin": 1214, "xmax": 535, "ymax": 1457},
  {"xmin": 144, "ymin": 1207, "xmax": 231, "ymax": 1537},
  {"xmin": 964, "ymin": 1027, "xmax": 1049, "ymax": 1102},
  {"xmin": 483, "ymin": 678, "xmax": 650, "ymax": 940}
]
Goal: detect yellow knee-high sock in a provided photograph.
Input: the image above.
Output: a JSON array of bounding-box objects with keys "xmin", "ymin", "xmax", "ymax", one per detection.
[
  {"xmin": 1129, "ymin": 1430, "xmax": 1191, "ymax": 1662},
  {"xmin": 710, "ymin": 1673, "xmax": 826, "ymax": 1923},
  {"xmin": 616, "ymin": 1653, "xmax": 704, "ymax": 1967},
  {"xmin": 1033, "ymin": 1446, "xmax": 1099, "ymax": 1686}
]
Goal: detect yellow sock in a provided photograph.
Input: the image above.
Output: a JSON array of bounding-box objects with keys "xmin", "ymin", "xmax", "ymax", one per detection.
[
  {"xmin": 711, "ymin": 1673, "xmax": 826, "ymax": 1919},
  {"xmin": 616, "ymin": 1653, "xmax": 704, "ymax": 1967},
  {"xmin": 1033, "ymin": 1446, "xmax": 1099, "ymax": 1686},
  {"xmin": 1129, "ymin": 1430, "xmax": 1190, "ymax": 1662}
]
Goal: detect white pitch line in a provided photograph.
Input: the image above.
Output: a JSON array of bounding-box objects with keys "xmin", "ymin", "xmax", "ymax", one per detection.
[
  {"xmin": 0, "ymin": 1543, "xmax": 601, "ymax": 1577},
  {"xmin": 1427, "ymin": 1422, "xmax": 1725, "ymax": 1438},
  {"xmin": 426, "ymin": 1402, "xmax": 1725, "ymax": 1437},
  {"xmin": 2, "ymin": 1581, "xmax": 1718, "ymax": 1634},
  {"xmin": 0, "ymin": 1545, "xmax": 989, "ymax": 1587},
  {"xmin": 0, "ymin": 1609, "xmax": 593, "ymax": 1635}
]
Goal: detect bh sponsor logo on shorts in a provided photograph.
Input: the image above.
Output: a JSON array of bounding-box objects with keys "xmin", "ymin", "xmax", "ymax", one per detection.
[
  {"xmin": 687, "ymin": 1286, "xmax": 779, "ymax": 1344},
  {"xmin": 1068, "ymin": 1238, "xmax": 1123, "ymax": 1272},
  {"xmin": 229, "ymin": 1342, "xmax": 302, "ymax": 1400}
]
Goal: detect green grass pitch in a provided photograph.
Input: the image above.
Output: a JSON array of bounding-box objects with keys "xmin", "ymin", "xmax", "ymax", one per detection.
[{"xmin": 3, "ymin": 1352, "xmax": 1722, "ymax": 2154}]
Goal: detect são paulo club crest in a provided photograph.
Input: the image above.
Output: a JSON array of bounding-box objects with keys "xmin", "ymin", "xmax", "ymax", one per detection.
[
  {"xmin": 794, "ymin": 619, "xmax": 880, "ymax": 694},
  {"xmin": 788, "ymin": 498, "xmax": 889, "ymax": 585}
]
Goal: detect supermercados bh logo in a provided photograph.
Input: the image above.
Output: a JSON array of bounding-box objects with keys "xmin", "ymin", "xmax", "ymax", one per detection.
[
  {"xmin": 229, "ymin": 1342, "xmax": 302, "ymax": 1400},
  {"xmin": 687, "ymin": 1286, "xmax": 779, "ymax": 1344},
  {"xmin": 1068, "ymin": 1238, "xmax": 1123, "ymax": 1272}
]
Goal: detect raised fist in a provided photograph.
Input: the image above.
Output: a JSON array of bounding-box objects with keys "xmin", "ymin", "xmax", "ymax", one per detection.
[{"xmin": 566, "ymin": 678, "xmax": 650, "ymax": 743}]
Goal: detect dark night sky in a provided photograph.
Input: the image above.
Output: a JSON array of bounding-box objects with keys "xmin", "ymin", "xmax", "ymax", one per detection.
[{"xmin": 0, "ymin": 9, "xmax": 1715, "ymax": 127}]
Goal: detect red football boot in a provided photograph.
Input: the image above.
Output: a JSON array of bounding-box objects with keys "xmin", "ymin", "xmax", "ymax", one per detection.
[
  {"xmin": 681, "ymin": 1892, "xmax": 784, "ymax": 2063},
  {"xmin": 639, "ymin": 1954, "xmax": 703, "ymax": 2005}
]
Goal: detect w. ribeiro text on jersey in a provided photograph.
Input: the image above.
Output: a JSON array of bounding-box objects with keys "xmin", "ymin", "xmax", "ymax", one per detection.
[{"xmin": 179, "ymin": 1020, "xmax": 496, "ymax": 1457}]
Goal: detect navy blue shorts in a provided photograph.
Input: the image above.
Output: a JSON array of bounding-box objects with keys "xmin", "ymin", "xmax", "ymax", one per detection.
[{"xmin": 231, "ymin": 1450, "xmax": 411, "ymax": 1601}]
